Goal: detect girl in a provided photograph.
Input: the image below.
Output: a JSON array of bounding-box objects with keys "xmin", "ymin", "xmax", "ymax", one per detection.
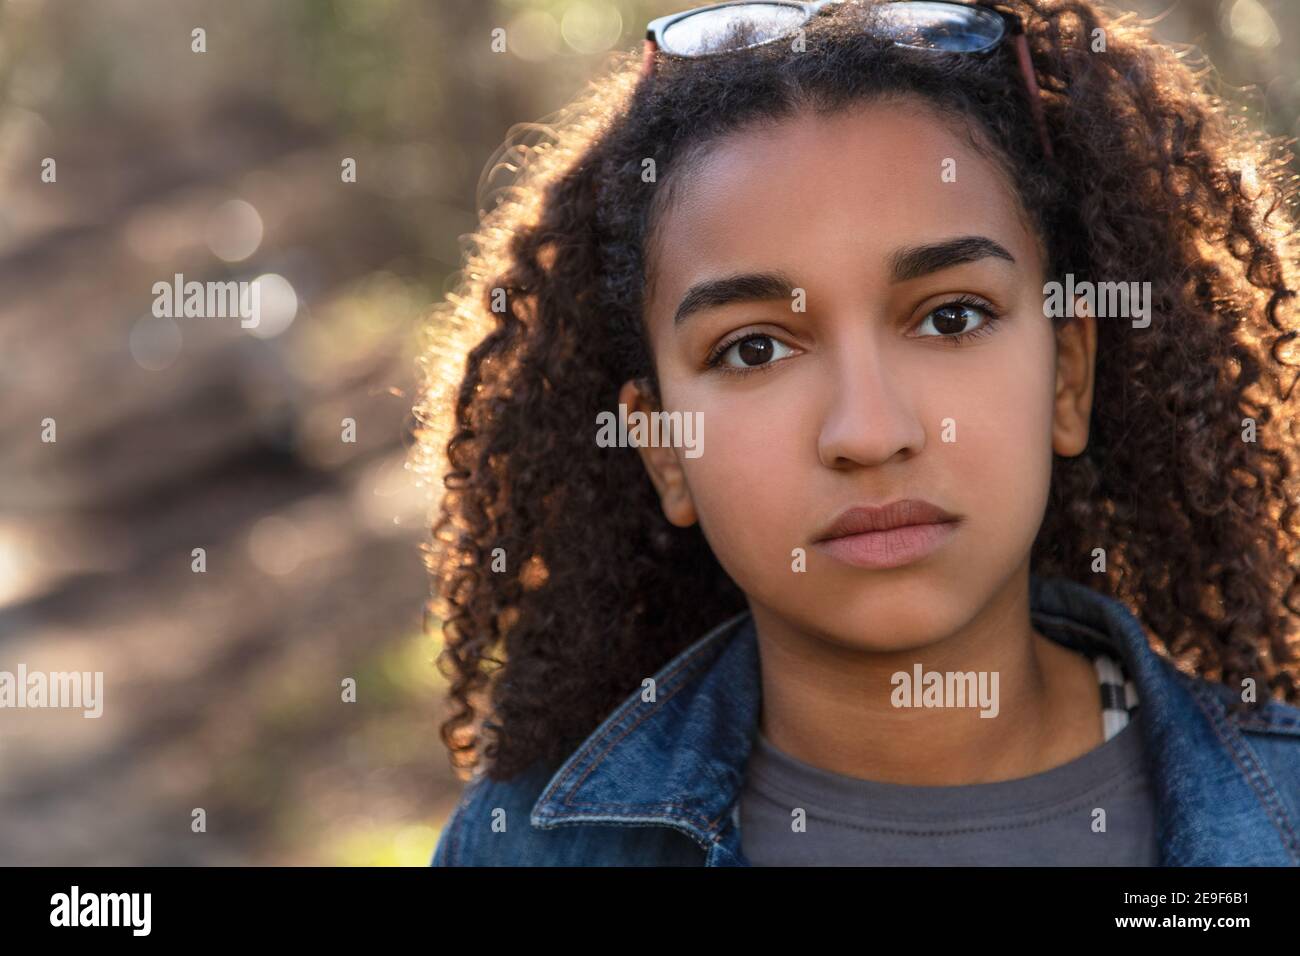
[{"xmin": 417, "ymin": 0, "xmax": 1300, "ymax": 866}]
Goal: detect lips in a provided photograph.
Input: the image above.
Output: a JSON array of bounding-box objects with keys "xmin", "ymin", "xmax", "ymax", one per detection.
[
  {"xmin": 814, "ymin": 499, "xmax": 959, "ymax": 542},
  {"xmin": 811, "ymin": 499, "xmax": 961, "ymax": 570}
]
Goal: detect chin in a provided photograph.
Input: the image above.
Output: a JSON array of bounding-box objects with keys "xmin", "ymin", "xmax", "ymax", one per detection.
[{"xmin": 804, "ymin": 591, "xmax": 968, "ymax": 654}]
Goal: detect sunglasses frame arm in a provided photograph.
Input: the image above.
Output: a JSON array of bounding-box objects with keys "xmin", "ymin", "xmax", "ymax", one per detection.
[{"xmin": 987, "ymin": 4, "xmax": 1055, "ymax": 159}]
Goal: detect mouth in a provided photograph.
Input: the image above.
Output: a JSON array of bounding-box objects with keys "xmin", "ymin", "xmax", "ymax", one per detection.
[{"xmin": 812, "ymin": 499, "xmax": 961, "ymax": 570}]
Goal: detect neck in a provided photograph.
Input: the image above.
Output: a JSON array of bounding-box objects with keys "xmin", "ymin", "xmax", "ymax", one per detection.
[{"xmin": 749, "ymin": 566, "xmax": 1103, "ymax": 785}]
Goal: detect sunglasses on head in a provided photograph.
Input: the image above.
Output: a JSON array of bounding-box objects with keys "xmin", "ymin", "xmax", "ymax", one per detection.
[{"xmin": 641, "ymin": 0, "xmax": 1054, "ymax": 159}]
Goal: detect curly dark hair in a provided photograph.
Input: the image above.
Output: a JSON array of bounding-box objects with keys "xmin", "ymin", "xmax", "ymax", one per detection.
[{"xmin": 411, "ymin": 0, "xmax": 1300, "ymax": 783}]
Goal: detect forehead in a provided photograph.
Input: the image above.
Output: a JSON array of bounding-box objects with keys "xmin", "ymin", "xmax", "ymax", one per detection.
[{"xmin": 645, "ymin": 97, "xmax": 1041, "ymax": 308}]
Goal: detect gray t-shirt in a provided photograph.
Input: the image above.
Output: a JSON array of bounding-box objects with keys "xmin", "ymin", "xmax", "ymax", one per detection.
[{"xmin": 738, "ymin": 709, "xmax": 1160, "ymax": 866}]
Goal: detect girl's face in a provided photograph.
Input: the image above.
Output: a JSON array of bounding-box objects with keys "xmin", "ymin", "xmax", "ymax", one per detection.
[{"xmin": 625, "ymin": 96, "xmax": 1096, "ymax": 652}]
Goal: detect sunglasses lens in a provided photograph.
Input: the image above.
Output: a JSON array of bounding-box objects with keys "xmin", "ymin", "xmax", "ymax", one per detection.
[
  {"xmin": 871, "ymin": 1, "xmax": 1004, "ymax": 53},
  {"xmin": 660, "ymin": 3, "xmax": 809, "ymax": 57}
]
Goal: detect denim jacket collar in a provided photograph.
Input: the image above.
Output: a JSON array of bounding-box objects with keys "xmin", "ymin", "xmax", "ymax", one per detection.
[{"xmin": 530, "ymin": 574, "xmax": 1300, "ymax": 866}]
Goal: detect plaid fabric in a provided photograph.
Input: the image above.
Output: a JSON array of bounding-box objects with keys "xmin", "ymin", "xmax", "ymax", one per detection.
[{"xmin": 1093, "ymin": 653, "xmax": 1141, "ymax": 742}]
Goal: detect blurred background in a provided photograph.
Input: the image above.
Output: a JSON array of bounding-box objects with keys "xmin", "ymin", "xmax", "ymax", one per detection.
[{"xmin": 0, "ymin": 0, "xmax": 1296, "ymax": 865}]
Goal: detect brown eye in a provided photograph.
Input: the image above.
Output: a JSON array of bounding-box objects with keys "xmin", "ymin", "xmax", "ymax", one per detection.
[
  {"xmin": 712, "ymin": 333, "xmax": 794, "ymax": 370},
  {"xmin": 915, "ymin": 298, "xmax": 998, "ymax": 339},
  {"xmin": 735, "ymin": 336, "xmax": 772, "ymax": 365}
]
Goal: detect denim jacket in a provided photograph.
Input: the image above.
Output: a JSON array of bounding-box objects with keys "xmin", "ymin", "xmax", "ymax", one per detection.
[{"xmin": 431, "ymin": 574, "xmax": 1300, "ymax": 866}]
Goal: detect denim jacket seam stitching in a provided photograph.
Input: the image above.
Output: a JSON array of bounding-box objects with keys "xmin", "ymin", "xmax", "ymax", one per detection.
[
  {"xmin": 537, "ymin": 801, "xmax": 718, "ymax": 830},
  {"xmin": 536, "ymin": 626, "xmax": 737, "ymax": 819},
  {"xmin": 1233, "ymin": 709, "xmax": 1300, "ymax": 734},
  {"xmin": 553, "ymin": 676, "xmax": 725, "ymax": 831},
  {"xmin": 1236, "ymin": 717, "xmax": 1300, "ymax": 731},
  {"xmin": 1181, "ymin": 673, "xmax": 1300, "ymax": 733},
  {"xmin": 1189, "ymin": 679, "xmax": 1300, "ymax": 862}
]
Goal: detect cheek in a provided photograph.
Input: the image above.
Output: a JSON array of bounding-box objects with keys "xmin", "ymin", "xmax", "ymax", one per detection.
[
  {"xmin": 945, "ymin": 352, "xmax": 1055, "ymax": 452},
  {"xmin": 935, "ymin": 326, "xmax": 1058, "ymax": 548},
  {"xmin": 672, "ymin": 385, "xmax": 810, "ymax": 591}
]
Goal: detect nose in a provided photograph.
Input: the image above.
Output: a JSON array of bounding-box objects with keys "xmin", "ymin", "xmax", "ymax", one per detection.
[{"xmin": 816, "ymin": 331, "xmax": 927, "ymax": 469}]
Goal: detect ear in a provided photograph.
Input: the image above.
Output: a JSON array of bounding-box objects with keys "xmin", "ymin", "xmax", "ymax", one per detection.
[
  {"xmin": 618, "ymin": 377, "xmax": 698, "ymax": 528},
  {"xmin": 1052, "ymin": 300, "xmax": 1098, "ymax": 457}
]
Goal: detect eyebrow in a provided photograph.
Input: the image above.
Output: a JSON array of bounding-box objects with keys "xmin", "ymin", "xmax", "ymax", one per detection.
[
  {"xmin": 673, "ymin": 271, "xmax": 796, "ymax": 328},
  {"xmin": 671, "ymin": 235, "xmax": 1017, "ymax": 328},
  {"xmin": 888, "ymin": 235, "xmax": 1016, "ymax": 284}
]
